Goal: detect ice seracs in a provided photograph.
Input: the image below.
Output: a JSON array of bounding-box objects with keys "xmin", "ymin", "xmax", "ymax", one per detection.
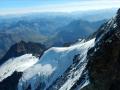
[
  {"xmin": 0, "ymin": 38, "xmax": 95, "ymax": 90},
  {"xmin": 18, "ymin": 38, "xmax": 95, "ymax": 90}
]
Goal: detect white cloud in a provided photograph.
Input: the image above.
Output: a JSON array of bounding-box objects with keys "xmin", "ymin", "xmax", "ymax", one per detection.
[{"xmin": 0, "ymin": 0, "xmax": 120, "ymax": 15}]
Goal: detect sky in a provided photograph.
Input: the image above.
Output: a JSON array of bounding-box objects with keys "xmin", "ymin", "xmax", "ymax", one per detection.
[{"xmin": 0, "ymin": 0, "xmax": 120, "ymax": 15}]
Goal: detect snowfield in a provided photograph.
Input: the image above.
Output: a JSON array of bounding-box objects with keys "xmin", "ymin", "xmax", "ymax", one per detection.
[
  {"xmin": 18, "ymin": 38, "xmax": 95, "ymax": 90},
  {"xmin": 0, "ymin": 54, "xmax": 39, "ymax": 82},
  {"xmin": 0, "ymin": 38, "xmax": 95, "ymax": 90}
]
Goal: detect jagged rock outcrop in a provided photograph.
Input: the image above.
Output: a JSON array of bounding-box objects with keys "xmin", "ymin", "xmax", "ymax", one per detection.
[
  {"xmin": 81, "ymin": 8, "xmax": 120, "ymax": 90},
  {"xmin": 0, "ymin": 41, "xmax": 46, "ymax": 64}
]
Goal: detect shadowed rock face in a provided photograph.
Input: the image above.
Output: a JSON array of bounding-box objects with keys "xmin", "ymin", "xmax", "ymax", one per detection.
[
  {"xmin": 0, "ymin": 41, "xmax": 46, "ymax": 65},
  {"xmin": 0, "ymin": 71, "xmax": 22, "ymax": 90},
  {"xmin": 117, "ymin": 9, "xmax": 120, "ymax": 27},
  {"xmin": 82, "ymin": 8, "xmax": 120, "ymax": 90}
]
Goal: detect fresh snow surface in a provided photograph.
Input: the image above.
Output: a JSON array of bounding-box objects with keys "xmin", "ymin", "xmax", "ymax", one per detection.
[
  {"xmin": 59, "ymin": 39, "xmax": 95, "ymax": 90},
  {"xmin": 0, "ymin": 54, "xmax": 39, "ymax": 82},
  {"xmin": 18, "ymin": 38, "xmax": 95, "ymax": 90}
]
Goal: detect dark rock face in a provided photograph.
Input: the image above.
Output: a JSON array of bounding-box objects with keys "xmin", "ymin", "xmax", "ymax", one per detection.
[
  {"xmin": 117, "ymin": 8, "xmax": 120, "ymax": 27},
  {"xmin": 0, "ymin": 41, "xmax": 46, "ymax": 65},
  {"xmin": 0, "ymin": 71, "xmax": 22, "ymax": 90},
  {"xmin": 82, "ymin": 9, "xmax": 120, "ymax": 90}
]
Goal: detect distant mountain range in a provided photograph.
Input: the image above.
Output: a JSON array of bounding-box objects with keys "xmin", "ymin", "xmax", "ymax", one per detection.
[
  {"xmin": 51, "ymin": 19, "xmax": 106, "ymax": 46},
  {"xmin": 0, "ymin": 8, "xmax": 116, "ymax": 59},
  {"xmin": 0, "ymin": 19, "xmax": 105, "ymax": 59}
]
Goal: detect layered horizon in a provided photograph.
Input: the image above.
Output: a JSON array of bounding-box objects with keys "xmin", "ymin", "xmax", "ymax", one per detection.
[{"xmin": 0, "ymin": 0, "xmax": 120, "ymax": 15}]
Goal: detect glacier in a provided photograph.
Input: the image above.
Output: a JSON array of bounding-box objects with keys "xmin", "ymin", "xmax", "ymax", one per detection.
[{"xmin": 17, "ymin": 38, "xmax": 95, "ymax": 90}]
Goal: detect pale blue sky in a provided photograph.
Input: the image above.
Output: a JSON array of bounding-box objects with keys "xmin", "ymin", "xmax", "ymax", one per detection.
[{"xmin": 0, "ymin": 0, "xmax": 120, "ymax": 15}]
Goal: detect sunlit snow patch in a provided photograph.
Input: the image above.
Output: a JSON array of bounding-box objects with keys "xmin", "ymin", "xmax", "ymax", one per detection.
[
  {"xmin": 0, "ymin": 54, "xmax": 39, "ymax": 82},
  {"xmin": 18, "ymin": 38, "xmax": 95, "ymax": 90}
]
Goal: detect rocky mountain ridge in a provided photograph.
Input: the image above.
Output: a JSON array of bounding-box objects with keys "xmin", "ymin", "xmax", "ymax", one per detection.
[{"xmin": 0, "ymin": 41, "xmax": 46, "ymax": 65}]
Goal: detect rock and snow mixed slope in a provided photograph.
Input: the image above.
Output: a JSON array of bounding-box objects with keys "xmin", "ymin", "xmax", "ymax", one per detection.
[
  {"xmin": 17, "ymin": 38, "xmax": 95, "ymax": 90},
  {"xmin": 81, "ymin": 9, "xmax": 120, "ymax": 90},
  {"xmin": 52, "ymin": 9, "xmax": 120, "ymax": 90},
  {"xmin": 0, "ymin": 41, "xmax": 46, "ymax": 65},
  {"xmin": 0, "ymin": 38, "xmax": 95, "ymax": 90},
  {"xmin": 0, "ymin": 54, "xmax": 39, "ymax": 82}
]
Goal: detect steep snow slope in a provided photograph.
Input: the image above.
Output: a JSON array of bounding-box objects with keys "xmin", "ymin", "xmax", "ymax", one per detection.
[
  {"xmin": 78, "ymin": 9, "xmax": 120, "ymax": 90},
  {"xmin": 18, "ymin": 38, "xmax": 95, "ymax": 90},
  {"xmin": 0, "ymin": 54, "xmax": 39, "ymax": 82},
  {"xmin": 48, "ymin": 9, "xmax": 120, "ymax": 90},
  {"xmin": 48, "ymin": 40, "xmax": 94, "ymax": 90}
]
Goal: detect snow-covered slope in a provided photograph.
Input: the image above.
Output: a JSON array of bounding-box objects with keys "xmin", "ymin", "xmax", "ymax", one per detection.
[
  {"xmin": 0, "ymin": 54, "xmax": 39, "ymax": 82},
  {"xmin": 17, "ymin": 38, "xmax": 95, "ymax": 90},
  {"xmin": 0, "ymin": 38, "xmax": 95, "ymax": 90}
]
